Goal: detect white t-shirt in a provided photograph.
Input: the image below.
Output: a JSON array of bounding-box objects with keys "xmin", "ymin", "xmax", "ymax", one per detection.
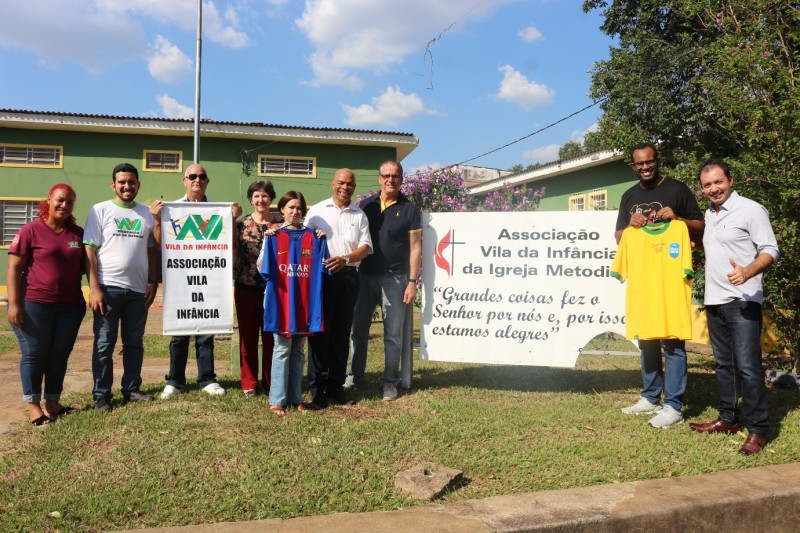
[{"xmin": 83, "ymin": 199, "xmax": 154, "ymax": 293}]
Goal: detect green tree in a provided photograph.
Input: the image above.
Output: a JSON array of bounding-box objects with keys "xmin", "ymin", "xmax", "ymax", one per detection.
[
  {"xmin": 558, "ymin": 141, "xmax": 585, "ymax": 160},
  {"xmin": 583, "ymin": 0, "xmax": 800, "ymax": 368},
  {"xmin": 583, "ymin": 131, "xmax": 610, "ymax": 153}
]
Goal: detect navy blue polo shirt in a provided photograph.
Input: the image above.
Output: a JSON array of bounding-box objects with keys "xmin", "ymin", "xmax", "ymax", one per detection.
[{"xmin": 359, "ymin": 192, "xmax": 421, "ymax": 276}]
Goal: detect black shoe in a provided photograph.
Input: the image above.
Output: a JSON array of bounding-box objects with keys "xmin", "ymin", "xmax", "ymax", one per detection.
[
  {"xmin": 94, "ymin": 398, "xmax": 113, "ymax": 412},
  {"xmin": 123, "ymin": 391, "xmax": 154, "ymax": 403},
  {"xmin": 326, "ymin": 389, "xmax": 355, "ymax": 405},
  {"xmin": 312, "ymin": 394, "xmax": 329, "ymax": 409}
]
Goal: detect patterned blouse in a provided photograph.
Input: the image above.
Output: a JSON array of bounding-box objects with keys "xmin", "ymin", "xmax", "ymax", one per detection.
[{"xmin": 234, "ymin": 214, "xmax": 281, "ymax": 289}]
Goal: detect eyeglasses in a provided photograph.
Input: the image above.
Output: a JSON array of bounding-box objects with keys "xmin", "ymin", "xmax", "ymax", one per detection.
[
  {"xmin": 380, "ymin": 174, "xmax": 402, "ymax": 181},
  {"xmin": 631, "ymin": 159, "xmax": 657, "ymax": 170},
  {"xmin": 186, "ymin": 173, "xmax": 208, "ymax": 181}
]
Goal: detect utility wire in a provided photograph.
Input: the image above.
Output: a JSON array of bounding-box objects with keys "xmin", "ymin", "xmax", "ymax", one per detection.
[
  {"xmin": 424, "ymin": 0, "xmax": 492, "ymax": 89},
  {"xmin": 453, "ymin": 98, "xmax": 608, "ymax": 166}
]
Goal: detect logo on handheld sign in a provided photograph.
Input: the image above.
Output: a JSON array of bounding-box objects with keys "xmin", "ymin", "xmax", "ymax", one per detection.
[{"xmin": 171, "ymin": 214, "xmax": 224, "ymax": 241}]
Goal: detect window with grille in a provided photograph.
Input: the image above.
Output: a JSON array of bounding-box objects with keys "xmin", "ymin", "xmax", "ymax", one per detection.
[
  {"xmin": 258, "ymin": 155, "xmax": 316, "ymax": 178},
  {"xmin": 569, "ymin": 194, "xmax": 586, "ymax": 211},
  {"xmin": 589, "ymin": 189, "xmax": 607, "ymax": 211},
  {"xmin": 0, "ymin": 144, "xmax": 62, "ymax": 168},
  {"xmin": 1, "ymin": 198, "xmax": 38, "ymax": 247},
  {"xmin": 144, "ymin": 150, "xmax": 182, "ymax": 172}
]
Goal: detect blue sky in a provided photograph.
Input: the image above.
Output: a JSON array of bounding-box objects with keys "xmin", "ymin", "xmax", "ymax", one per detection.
[{"xmin": 0, "ymin": 0, "xmax": 613, "ymax": 172}]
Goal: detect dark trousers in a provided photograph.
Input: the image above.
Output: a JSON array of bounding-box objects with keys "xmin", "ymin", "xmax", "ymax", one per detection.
[
  {"xmin": 308, "ymin": 268, "xmax": 359, "ymax": 397},
  {"xmin": 166, "ymin": 334, "xmax": 217, "ymax": 390},
  {"xmin": 706, "ymin": 301, "xmax": 769, "ymax": 435}
]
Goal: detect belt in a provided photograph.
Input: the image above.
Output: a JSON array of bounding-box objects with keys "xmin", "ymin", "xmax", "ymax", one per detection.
[
  {"xmin": 234, "ymin": 282, "xmax": 266, "ymax": 292},
  {"xmin": 337, "ymin": 266, "xmax": 358, "ymax": 273}
]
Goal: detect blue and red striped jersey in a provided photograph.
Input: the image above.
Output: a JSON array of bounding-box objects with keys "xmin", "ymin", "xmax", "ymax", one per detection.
[{"xmin": 260, "ymin": 227, "xmax": 330, "ymax": 334}]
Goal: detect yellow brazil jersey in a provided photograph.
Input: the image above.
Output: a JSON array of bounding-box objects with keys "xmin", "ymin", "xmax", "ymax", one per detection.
[{"xmin": 610, "ymin": 220, "xmax": 694, "ymax": 341}]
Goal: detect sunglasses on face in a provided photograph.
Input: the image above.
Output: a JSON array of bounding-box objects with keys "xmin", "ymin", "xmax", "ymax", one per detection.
[{"xmin": 186, "ymin": 173, "xmax": 208, "ymax": 181}]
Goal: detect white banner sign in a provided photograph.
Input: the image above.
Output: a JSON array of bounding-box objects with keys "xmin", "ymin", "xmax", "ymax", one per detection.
[
  {"xmin": 161, "ymin": 202, "xmax": 234, "ymax": 335},
  {"xmin": 421, "ymin": 211, "xmax": 631, "ymax": 367}
]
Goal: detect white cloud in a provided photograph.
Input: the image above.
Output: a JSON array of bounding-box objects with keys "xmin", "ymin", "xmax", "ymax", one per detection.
[
  {"xmin": 523, "ymin": 144, "xmax": 560, "ymax": 163},
  {"xmin": 157, "ymin": 94, "xmax": 194, "ymax": 119},
  {"xmin": 203, "ymin": 2, "xmax": 250, "ymax": 48},
  {"xmin": 296, "ymin": 0, "xmax": 499, "ymax": 88},
  {"xmin": 570, "ymin": 122, "xmax": 599, "ymax": 143},
  {"xmin": 0, "ymin": 1, "xmax": 146, "ymax": 73},
  {"xmin": 342, "ymin": 86, "xmax": 436, "ymax": 127},
  {"xmin": 0, "ymin": 0, "xmax": 250, "ymax": 76},
  {"xmin": 148, "ymin": 36, "xmax": 194, "ymax": 85},
  {"xmin": 495, "ymin": 65, "xmax": 555, "ymax": 111},
  {"xmin": 98, "ymin": 0, "xmax": 250, "ymax": 48},
  {"xmin": 518, "ymin": 25, "xmax": 543, "ymax": 42}
]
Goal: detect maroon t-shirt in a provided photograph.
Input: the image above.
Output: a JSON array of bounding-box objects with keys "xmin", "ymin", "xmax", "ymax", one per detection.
[{"xmin": 9, "ymin": 219, "xmax": 86, "ymax": 306}]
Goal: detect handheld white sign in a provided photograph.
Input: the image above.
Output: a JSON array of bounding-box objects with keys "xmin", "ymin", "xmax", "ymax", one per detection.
[{"xmin": 161, "ymin": 202, "xmax": 234, "ymax": 335}]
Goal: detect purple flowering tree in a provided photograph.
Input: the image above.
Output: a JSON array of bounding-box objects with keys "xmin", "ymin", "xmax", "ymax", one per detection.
[
  {"xmin": 473, "ymin": 181, "xmax": 546, "ymax": 212},
  {"xmin": 356, "ymin": 166, "xmax": 545, "ymax": 213}
]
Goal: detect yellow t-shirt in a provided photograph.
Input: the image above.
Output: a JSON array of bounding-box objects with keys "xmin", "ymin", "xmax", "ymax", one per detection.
[{"xmin": 611, "ymin": 220, "xmax": 694, "ymax": 341}]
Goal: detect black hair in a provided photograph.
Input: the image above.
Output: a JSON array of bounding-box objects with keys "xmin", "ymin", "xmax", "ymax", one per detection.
[{"xmin": 112, "ymin": 162, "xmax": 139, "ymax": 181}]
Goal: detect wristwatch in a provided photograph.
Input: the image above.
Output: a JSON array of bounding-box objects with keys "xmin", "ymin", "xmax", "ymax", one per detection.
[{"xmin": 343, "ymin": 255, "xmax": 350, "ymax": 265}]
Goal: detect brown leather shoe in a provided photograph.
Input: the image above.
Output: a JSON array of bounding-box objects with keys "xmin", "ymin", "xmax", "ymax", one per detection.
[
  {"xmin": 689, "ymin": 418, "xmax": 740, "ymax": 434},
  {"xmin": 738, "ymin": 432, "xmax": 766, "ymax": 456}
]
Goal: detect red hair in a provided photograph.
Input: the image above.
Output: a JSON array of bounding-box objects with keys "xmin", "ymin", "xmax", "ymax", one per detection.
[{"xmin": 38, "ymin": 183, "xmax": 77, "ymax": 225}]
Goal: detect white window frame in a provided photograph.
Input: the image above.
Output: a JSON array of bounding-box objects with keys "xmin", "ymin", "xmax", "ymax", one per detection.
[
  {"xmin": 0, "ymin": 143, "xmax": 63, "ymax": 168},
  {"xmin": 588, "ymin": 189, "xmax": 608, "ymax": 211},
  {"xmin": 1, "ymin": 197, "xmax": 39, "ymax": 248},
  {"xmin": 258, "ymin": 155, "xmax": 316, "ymax": 178},
  {"xmin": 143, "ymin": 150, "xmax": 183, "ymax": 172},
  {"xmin": 569, "ymin": 194, "xmax": 586, "ymax": 211}
]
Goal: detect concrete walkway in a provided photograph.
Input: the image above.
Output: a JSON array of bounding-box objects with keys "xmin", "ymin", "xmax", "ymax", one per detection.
[{"xmin": 121, "ymin": 462, "xmax": 800, "ymax": 532}]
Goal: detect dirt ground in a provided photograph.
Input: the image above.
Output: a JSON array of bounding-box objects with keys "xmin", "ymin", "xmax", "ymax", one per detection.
[{"xmin": 0, "ymin": 301, "xmax": 230, "ymax": 434}]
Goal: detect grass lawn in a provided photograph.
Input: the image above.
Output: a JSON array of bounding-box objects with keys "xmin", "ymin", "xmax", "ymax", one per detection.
[{"xmin": 1, "ymin": 324, "xmax": 799, "ymax": 531}]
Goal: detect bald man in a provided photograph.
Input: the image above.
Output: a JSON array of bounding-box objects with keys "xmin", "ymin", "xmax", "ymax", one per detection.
[{"xmin": 304, "ymin": 168, "xmax": 373, "ymax": 407}]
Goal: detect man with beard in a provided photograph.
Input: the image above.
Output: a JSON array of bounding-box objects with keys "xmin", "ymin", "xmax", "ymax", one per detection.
[
  {"xmin": 690, "ymin": 158, "xmax": 778, "ymax": 456},
  {"xmin": 615, "ymin": 143, "xmax": 704, "ymax": 428},
  {"xmin": 85, "ymin": 163, "xmax": 159, "ymax": 411}
]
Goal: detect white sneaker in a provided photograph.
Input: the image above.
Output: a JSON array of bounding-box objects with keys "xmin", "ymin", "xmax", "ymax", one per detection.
[
  {"xmin": 160, "ymin": 384, "xmax": 181, "ymax": 400},
  {"xmin": 648, "ymin": 404, "xmax": 684, "ymax": 428},
  {"xmin": 343, "ymin": 375, "xmax": 356, "ymax": 390},
  {"xmin": 621, "ymin": 396, "xmax": 663, "ymax": 415},
  {"xmin": 201, "ymin": 382, "xmax": 226, "ymax": 396},
  {"xmin": 382, "ymin": 385, "xmax": 398, "ymax": 401}
]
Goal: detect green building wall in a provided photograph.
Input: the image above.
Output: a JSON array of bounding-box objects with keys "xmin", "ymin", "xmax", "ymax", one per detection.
[
  {"xmin": 0, "ymin": 126, "xmax": 397, "ymax": 285},
  {"xmin": 528, "ymin": 159, "xmax": 637, "ymax": 212}
]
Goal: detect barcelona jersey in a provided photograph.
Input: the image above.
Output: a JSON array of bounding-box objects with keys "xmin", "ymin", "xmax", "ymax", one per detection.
[{"xmin": 260, "ymin": 227, "xmax": 330, "ymax": 334}]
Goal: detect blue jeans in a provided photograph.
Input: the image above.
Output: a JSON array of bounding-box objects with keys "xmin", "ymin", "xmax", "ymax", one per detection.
[
  {"xmin": 706, "ymin": 301, "xmax": 768, "ymax": 434},
  {"xmin": 350, "ymin": 271, "xmax": 408, "ymax": 388},
  {"xmin": 92, "ymin": 286, "xmax": 147, "ymax": 400},
  {"xmin": 13, "ymin": 301, "xmax": 85, "ymax": 403},
  {"xmin": 638, "ymin": 339, "xmax": 687, "ymax": 411},
  {"xmin": 269, "ymin": 334, "xmax": 305, "ymax": 406},
  {"xmin": 166, "ymin": 335, "xmax": 217, "ymax": 390}
]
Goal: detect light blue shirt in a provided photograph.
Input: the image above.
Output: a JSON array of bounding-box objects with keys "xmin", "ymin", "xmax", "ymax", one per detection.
[{"xmin": 703, "ymin": 191, "xmax": 779, "ymax": 305}]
